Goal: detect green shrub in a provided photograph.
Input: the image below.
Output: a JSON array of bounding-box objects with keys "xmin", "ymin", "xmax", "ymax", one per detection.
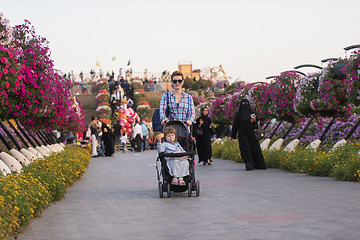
[
  {"xmin": 330, "ymin": 143, "xmax": 360, "ymax": 181},
  {"xmin": 213, "ymin": 137, "xmax": 241, "ymax": 162},
  {"xmin": 0, "ymin": 145, "xmax": 91, "ymax": 239},
  {"xmin": 214, "ymin": 138, "xmax": 360, "ymax": 182}
]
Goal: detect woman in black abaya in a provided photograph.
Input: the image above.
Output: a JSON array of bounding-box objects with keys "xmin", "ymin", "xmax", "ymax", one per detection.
[
  {"xmin": 231, "ymin": 99, "xmax": 266, "ymax": 171},
  {"xmin": 194, "ymin": 107, "xmax": 213, "ymax": 165},
  {"xmin": 101, "ymin": 122, "xmax": 115, "ymax": 156}
]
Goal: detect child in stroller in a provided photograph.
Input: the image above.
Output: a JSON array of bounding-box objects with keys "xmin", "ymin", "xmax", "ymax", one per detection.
[
  {"xmin": 157, "ymin": 126, "xmax": 190, "ymax": 186},
  {"xmin": 156, "ymin": 121, "xmax": 200, "ymax": 198}
]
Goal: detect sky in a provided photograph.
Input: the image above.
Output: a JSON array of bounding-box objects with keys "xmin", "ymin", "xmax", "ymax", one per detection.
[{"xmin": 2, "ymin": 0, "xmax": 360, "ymax": 83}]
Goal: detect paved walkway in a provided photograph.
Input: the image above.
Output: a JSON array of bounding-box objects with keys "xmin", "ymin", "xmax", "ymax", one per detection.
[{"xmin": 10, "ymin": 150, "xmax": 360, "ymax": 240}]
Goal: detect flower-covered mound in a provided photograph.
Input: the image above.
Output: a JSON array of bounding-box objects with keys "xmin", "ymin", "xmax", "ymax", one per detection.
[{"xmin": 0, "ymin": 145, "xmax": 91, "ymax": 239}]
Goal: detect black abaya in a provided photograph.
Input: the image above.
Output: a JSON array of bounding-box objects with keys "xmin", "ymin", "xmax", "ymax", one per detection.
[
  {"xmin": 231, "ymin": 99, "xmax": 266, "ymax": 170},
  {"xmin": 194, "ymin": 111, "xmax": 213, "ymax": 164},
  {"xmin": 102, "ymin": 124, "xmax": 115, "ymax": 156}
]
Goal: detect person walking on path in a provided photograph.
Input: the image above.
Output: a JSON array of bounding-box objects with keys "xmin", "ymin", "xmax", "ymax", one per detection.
[
  {"xmin": 132, "ymin": 120, "xmax": 143, "ymax": 152},
  {"xmin": 159, "ymin": 71, "xmax": 195, "ymax": 128},
  {"xmin": 113, "ymin": 120, "xmax": 122, "ymax": 152},
  {"xmin": 141, "ymin": 121, "xmax": 149, "ymax": 151},
  {"xmin": 89, "ymin": 116, "xmax": 99, "ymax": 157},
  {"xmin": 110, "ymin": 90, "xmax": 117, "ymax": 118},
  {"xmin": 194, "ymin": 107, "xmax": 213, "ymax": 165},
  {"xmin": 231, "ymin": 99, "xmax": 266, "ymax": 171},
  {"xmin": 101, "ymin": 122, "xmax": 115, "ymax": 156},
  {"xmin": 115, "ymin": 85, "xmax": 124, "ymax": 108},
  {"xmin": 120, "ymin": 132, "xmax": 128, "ymax": 153}
]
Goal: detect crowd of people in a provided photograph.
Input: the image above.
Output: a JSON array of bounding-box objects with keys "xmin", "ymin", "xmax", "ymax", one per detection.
[
  {"xmin": 75, "ymin": 70, "xmax": 266, "ymax": 177},
  {"xmin": 73, "ymin": 69, "xmax": 168, "ymax": 96},
  {"xmin": 86, "ymin": 116, "xmax": 151, "ymax": 157},
  {"xmin": 73, "ymin": 71, "xmax": 152, "ymax": 157}
]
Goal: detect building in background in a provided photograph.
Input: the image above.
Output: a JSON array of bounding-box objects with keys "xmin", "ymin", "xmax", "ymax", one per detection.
[{"xmin": 178, "ymin": 61, "xmax": 200, "ymax": 81}]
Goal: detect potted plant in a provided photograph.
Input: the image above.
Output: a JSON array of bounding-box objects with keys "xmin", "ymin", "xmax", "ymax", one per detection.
[
  {"xmin": 343, "ymin": 50, "xmax": 360, "ymax": 106},
  {"xmin": 317, "ymin": 59, "xmax": 352, "ymax": 118},
  {"xmin": 268, "ymin": 71, "xmax": 301, "ymax": 123},
  {"xmin": 246, "ymin": 82, "xmax": 273, "ymax": 122}
]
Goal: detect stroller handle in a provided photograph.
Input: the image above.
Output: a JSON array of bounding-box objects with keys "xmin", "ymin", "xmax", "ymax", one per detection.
[
  {"xmin": 159, "ymin": 152, "xmax": 194, "ymax": 158},
  {"xmin": 163, "ymin": 120, "xmax": 194, "ymax": 135}
]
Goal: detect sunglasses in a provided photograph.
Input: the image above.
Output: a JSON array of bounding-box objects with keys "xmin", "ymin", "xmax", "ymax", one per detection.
[{"xmin": 172, "ymin": 79, "xmax": 183, "ymax": 84}]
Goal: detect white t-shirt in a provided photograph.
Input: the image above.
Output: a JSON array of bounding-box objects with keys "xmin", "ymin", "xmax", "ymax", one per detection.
[{"xmin": 120, "ymin": 136, "xmax": 127, "ymax": 144}]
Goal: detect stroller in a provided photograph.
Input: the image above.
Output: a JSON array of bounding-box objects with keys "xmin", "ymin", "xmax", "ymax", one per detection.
[{"xmin": 156, "ymin": 121, "xmax": 200, "ymax": 198}]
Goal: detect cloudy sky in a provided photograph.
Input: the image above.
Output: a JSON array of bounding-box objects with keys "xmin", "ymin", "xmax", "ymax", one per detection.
[{"xmin": 2, "ymin": 0, "xmax": 360, "ymax": 82}]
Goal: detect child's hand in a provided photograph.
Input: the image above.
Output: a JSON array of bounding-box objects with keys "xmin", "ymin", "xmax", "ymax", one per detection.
[{"xmin": 157, "ymin": 133, "xmax": 164, "ymax": 143}]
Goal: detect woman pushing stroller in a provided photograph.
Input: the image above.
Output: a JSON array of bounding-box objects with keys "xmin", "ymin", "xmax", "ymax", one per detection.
[
  {"xmin": 157, "ymin": 126, "xmax": 190, "ymax": 186},
  {"xmin": 156, "ymin": 71, "xmax": 199, "ymax": 197},
  {"xmin": 159, "ymin": 71, "xmax": 195, "ymax": 127}
]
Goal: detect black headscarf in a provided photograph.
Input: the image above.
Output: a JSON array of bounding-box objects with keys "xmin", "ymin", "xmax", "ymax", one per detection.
[
  {"xmin": 195, "ymin": 107, "xmax": 212, "ymax": 137},
  {"xmin": 199, "ymin": 107, "xmax": 211, "ymax": 125},
  {"xmin": 232, "ymin": 99, "xmax": 255, "ymax": 135},
  {"xmin": 238, "ymin": 99, "xmax": 253, "ymax": 121},
  {"xmin": 200, "ymin": 107, "xmax": 208, "ymax": 117}
]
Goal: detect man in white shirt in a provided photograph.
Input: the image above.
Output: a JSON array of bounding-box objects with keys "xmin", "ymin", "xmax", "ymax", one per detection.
[
  {"xmin": 132, "ymin": 120, "xmax": 143, "ymax": 152},
  {"xmin": 115, "ymin": 85, "xmax": 123, "ymax": 107}
]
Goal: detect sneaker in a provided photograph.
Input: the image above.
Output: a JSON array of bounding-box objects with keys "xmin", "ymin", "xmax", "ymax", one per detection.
[
  {"xmin": 171, "ymin": 178, "xmax": 178, "ymax": 185},
  {"xmin": 178, "ymin": 177, "xmax": 186, "ymax": 186}
]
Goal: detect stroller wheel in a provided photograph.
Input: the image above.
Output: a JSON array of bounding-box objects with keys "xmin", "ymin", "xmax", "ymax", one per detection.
[
  {"xmin": 158, "ymin": 182, "xmax": 163, "ymax": 198},
  {"xmin": 195, "ymin": 180, "xmax": 200, "ymax": 197},
  {"xmin": 167, "ymin": 183, "xmax": 171, "ymax": 198},
  {"xmin": 187, "ymin": 181, "xmax": 192, "ymax": 197}
]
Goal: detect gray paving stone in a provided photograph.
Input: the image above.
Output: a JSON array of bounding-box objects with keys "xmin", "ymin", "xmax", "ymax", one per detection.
[{"xmin": 10, "ymin": 150, "xmax": 360, "ymax": 240}]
